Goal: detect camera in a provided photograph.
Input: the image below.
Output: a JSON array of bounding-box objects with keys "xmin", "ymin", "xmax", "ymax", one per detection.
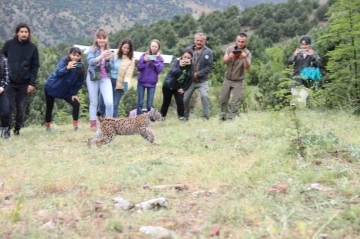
[
  {"xmin": 75, "ymin": 62, "xmax": 83, "ymax": 68},
  {"xmin": 183, "ymin": 60, "xmax": 191, "ymax": 65},
  {"xmin": 299, "ymin": 49, "xmax": 307, "ymax": 55}
]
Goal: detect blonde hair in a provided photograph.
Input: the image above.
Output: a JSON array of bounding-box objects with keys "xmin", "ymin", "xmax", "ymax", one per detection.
[
  {"xmin": 146, "ymin": 39, "xmax": 161, "ymax": 55},
  {"xmin": 92, "ymin": 29, "xmax": 109, "ymax": 50}
]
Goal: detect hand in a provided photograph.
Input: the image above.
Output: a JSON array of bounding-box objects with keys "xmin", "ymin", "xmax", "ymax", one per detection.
[
  {"xmin": 228, "ymin": 53, "xmax": 235, "ymax": 59},
  {"xmin": 105, "ymin": 50, "xmax": 112, "ymax": 60},
  {"xmin": 306, "ymin": 49, "xmax": 314, "ymax": 56},
  {"xmin": 294, "ymin": 49, "xmax": 301, "ymax": 56},
  {"xmin": 67, "ymin": 61, "xmax": 76, "ymax": 70},
  {"xmin": 177, "ymin": 88, "xmax": 184, "ymax": 94},
  {"xmin": 27, "ymin": 85, "xmax": 35, "ymax": 94},
  {"xmin": 240, "ymin": 51, "xmax": 246, "ymax": 58},
  {"xmin": 72, "ymin": 95, "xmax": 79, "ymax": 102},
  {"xmin": 0, "ymin": 87, "xmax": 4, "ymax": 94},
  {"xmin": 179, "ymin": 59, "xmax": 186, "ymax": 67},
  {"xmin": 193, "ymin": 72, "xmax": 198, "ymax": 82},
  {"xmin": 144, "ymin": 54, "xmax": 149, "ymax": 62}
]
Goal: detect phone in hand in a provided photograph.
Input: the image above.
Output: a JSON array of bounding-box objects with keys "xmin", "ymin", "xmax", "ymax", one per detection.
[
  {"xmin": 299, "ymin": 49, "xmax": 307, "ymax": 54},
  {"xmin": 183, "ymin": 60, "xmax": 191, "ymax": 65},
  {"xmin": 148, "ymin": 55, "xmax": 157, "ymax": 61},
  {"xmin": 76, "ymin": 62, "xmax": 83, "ymax": 68},
  {"xmin": 232, "ymin": 50, "xmax": 242, "ymax": 55}
]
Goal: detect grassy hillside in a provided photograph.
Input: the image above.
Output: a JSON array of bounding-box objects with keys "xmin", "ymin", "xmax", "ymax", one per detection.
[
  {"xmin": 1, "ymin": 0, "xmax": 287, "ymax": 46},
  {"xmin": 1, "ymin": 109, "xmax": 360, "ymax": 238}
]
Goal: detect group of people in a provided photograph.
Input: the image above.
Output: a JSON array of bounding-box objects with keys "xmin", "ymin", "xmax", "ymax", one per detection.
[{"xmin": 0, "ymin": 22, "xmax": 320, "ymax": 140}]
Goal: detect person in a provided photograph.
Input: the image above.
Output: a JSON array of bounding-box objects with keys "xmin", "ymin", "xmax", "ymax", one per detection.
[
  {"xmin": 0, "ymin": 23, "xmax": 40, "ymax": 137},
  {"xmin": 44, "ymin": 47, "xmax": 85, "ymax": 131},
  {"xmin": 99, "ymin": 37, "xmax": 135, "ymax": 117},
  {"xmin": 0, "ymin": 49, "xmax": 10, "ymax": 139},
  {"xmin": 136, "ymin": 39, "xmax": 164, "ymax": 115},
  {"xmin": 160, "ymin": 49, "xmax": 193, "ymax": 120},
  {"xmin": 184, "ymin": 33, "xmax": 213, "ymax": 120},
  {"xmin": 288, "ymin": 35, "xmax": 321, "ymax": 106},
  {"xmin": 220, "ymin": 32, "xmax": 252, "ymax": 121},
  {"xmin": 86, "ymin": 29, "xmax": 113, "ymax": 130}
]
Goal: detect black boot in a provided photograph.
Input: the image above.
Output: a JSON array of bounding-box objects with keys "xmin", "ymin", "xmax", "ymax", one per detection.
[{"xmin": 1, "ymin": 127, "xmax": 10, "ymax": 139}]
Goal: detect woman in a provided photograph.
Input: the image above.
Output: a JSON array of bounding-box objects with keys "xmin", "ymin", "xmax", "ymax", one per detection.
[
  {"xmin": 288, "ymin": 36, "xmax": 321, "ymax": 106},
  {"xmin": 160, "ymin": 49, "xmax": 193, "ymax": 120},
  {"xmin": 0, "ymin": 49, "xmax": 10, "ymax": 139},
  {"xmin": 87, "ymin": 29, "xmax": 113, "ymax": 130},
  {"xmin": 136, "ymin": 39, "xmax": 164, "ymax": 115},
  {"xmin": 44, "ymin": 47, "xmax": 85, "ymax": 131},
  {"xmin": 99, "ymin": 37, "xmax": 135, "ymax": 117}
]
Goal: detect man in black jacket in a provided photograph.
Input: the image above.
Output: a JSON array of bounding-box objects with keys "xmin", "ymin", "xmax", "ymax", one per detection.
[{"xmin": 1, "ymin": 23, "xmax": 40, "ymax": 137}]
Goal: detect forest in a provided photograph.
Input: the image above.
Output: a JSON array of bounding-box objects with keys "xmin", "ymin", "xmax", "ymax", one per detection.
[{"xmin": 1, "ymin": 0, "xmax": 359, "ymax": 125}]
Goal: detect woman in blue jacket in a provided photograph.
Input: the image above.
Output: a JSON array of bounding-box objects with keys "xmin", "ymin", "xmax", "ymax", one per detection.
[{"xmin": 44, "ymin": 47, "xmax": 84, "ymax": 131}]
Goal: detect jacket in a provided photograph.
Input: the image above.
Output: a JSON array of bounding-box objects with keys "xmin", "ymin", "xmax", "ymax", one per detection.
[
  {"xmin": 45, "ymin": 57, "xmax": 84, "ymax": 98},
  {"xmin": 0, "ymin": 53, "xmax": 9, "ymax": 89},
  {"xmin": 87, "ymin": 46, "xmax": 111, "ymax": 77},
  {"xmin": 2, "ymin": 38, "xmax": 40, "ymax": 86},
  {"xmin": 288, "ymin": 50, "xmax": 320, "ymax": 77},
  {"xmin": 224, "ymin": 46, "xmax": 252, "ymax": 81},
  {"xmin": 189, "ymin": 44, "xmax": 213, "ymax": 83},
  {"xmin": 110, "ymin": 55, "xmax": 135, "ymax": 90},
  {"xmin": 164, "ymin": 58, "xmax": 193, "ymax": 91},
  {"xmin": 137, "ymin": 53, "xmax": 164, "ymax": 88}
]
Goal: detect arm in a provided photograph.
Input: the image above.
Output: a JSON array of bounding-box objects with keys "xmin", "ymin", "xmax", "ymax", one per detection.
[
  {"xmin": 195, "ymin": 49, "xmax": 213, "ymax": 78},
  {"xmin": 167, "ymin": 59, "xmax": 183, "ymax": 78},
  {"xmin": 137, "ymin": 54, "xmax": 147, "ymax": 71},
  {"xmin": 53, "ymin": 58, "xmax": 70, "ymax": 77},
  {"xmin": 153, "ymin": 56, "xmax": 164, "ymax": 74},
  {"xmin": 69, "ymin": 72, "xmax": 85, "ymax": 96},
  {"xmin": 29, "ymin": 46, "xmax": 40, "ymax": 86},
  {"xmin": 243, "ymin": 51, "xmax": 252, "ymax": 70},
  {"xmin": 87, "ymin": 47, "xmax": 103, "ymax": 66}
]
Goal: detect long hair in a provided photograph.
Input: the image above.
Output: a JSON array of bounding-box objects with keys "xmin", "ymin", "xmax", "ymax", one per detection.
[
  {"xmin": 13, "ymin": 23, "xmax": 31, "ymax": 42},
  {"xmin": 65, "ymin": 47, "xmax": 83, "ymax": 73},
  {"xmin": 146, "ymin": 39, "xmax": 161, "ymax": 55},
  {"xmin": 117, "ymin": 37, "xmax": 134, "ymax": 60},
  {"xmin": 92, "ymin": 29, "xmax": 109, "ymax": 50}
]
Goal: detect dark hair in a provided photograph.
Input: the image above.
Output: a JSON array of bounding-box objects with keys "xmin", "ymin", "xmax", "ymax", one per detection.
[
  {"xmin": 13, "ymin": 23, "xmax": 31, "ymax": 41},
  {"xmin": 118, "ymin": 37, "xmax": 134, "ymax": 60},
  {"xmin": 238, "ymin": 32, "xmax": 248, "ymax": 38},
  {"xmin": 300, "ymin": 36, "xmax": 312, "ymax": 45},
  {"xmin": 182, "ymin": 48, "xmax": 193, "ymax": 58},
  {"xmin": 65, "ymin": 47, "xmax": 83, "ymax": 73}
]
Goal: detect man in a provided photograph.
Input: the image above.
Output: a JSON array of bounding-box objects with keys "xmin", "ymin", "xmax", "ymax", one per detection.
[
  {"xmin": 0, "ymin": 49, "xmax": 10, "ymax": 139},
  {"xmin": 184, "ymin": 33, "xmax": 213, "ymax": 120},
  {"xmin": 1, "ymin": 23, "xmax": 39, "ymax": 138},
  {"xmin": 220, "ymin": 32, "xmax": 251, "ymax": 121}
]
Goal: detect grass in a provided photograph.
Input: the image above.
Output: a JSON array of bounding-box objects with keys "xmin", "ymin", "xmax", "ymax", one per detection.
[{"xmin": 1, "ymin": 108, "xmax": 360, "ymax": 238}]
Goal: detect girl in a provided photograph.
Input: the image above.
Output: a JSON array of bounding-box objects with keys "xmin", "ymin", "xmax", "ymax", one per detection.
[
  {"xmin": 44, "ymin": 47, "xmax": 84, "ymax": 131},
  {"xmin": 160, "ymin": 49, "xmax": 193, "ymax": 120},
  {"xmin": 99, "ymin": 37, "xmax": 135, "ymax": 117},
  {"xmin": 0, "ymin": 50, "xmax": 10, "ymax": 139},
  {"xmin": 136, "ymin": 39, "xmax": 164, "ymax": 115},
  {"xmin": 87, "ymin": 29, "xmax": 113, "ymax": 130}
]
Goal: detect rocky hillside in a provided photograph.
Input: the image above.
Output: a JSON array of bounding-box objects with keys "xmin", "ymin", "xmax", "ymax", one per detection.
[{"xmin": 0, "ymin": 0, "xmax": 287, "ymax": 46}]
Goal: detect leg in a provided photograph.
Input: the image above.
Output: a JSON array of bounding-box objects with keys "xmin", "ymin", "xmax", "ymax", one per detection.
[
  {"xmin": 87, "ymin": 127, "xmax": 103, "ymax": 148},
  {"xmin": 140, "ymin": 128, "xmax": 155, "ymax": 143},
  {"xmin": 14, "ymin": 85, "xmax": 28, "ymax": 131},
  {"xmin": 45, "ymin": 90, "xmax": 55, "ymax": 123},
  {"xmin": 198, "ymin": 81, "xmax": 210, "ymax": 118},
  {"xmin": 86, "ymin": 74, "xmax": 100, "ymax": 120},
  {"xmin": 160, "ymin": 86, "xmax": 172, "ymax": 117},
  {"xmin": 183, "ymin": 82, "xmax": 196, "ymax": 119},
  {"xmin": 174, "ymin": 90, "xmax": 185, "ymax": 118},
  {"xmin": 113, "ymin": 89, "xmax": 124, "ymax": 118},
  {"xmin": 98, "ymin": 93, "xmax": 106, "ymax": 116},
  {"xmin": 99, "ymin": 78, "xmax": 114, "ymax": 118},
  {"xmin": 220, "ymin": 78, "xmax": 232, "ymax": 119},
  {"xmin": 0, "ymin": 90, "xmax": 9, "ymax": 117},
  {"xmin": 63, "ymin": 96, "xmax": 80, "ymax": 121},
  {"xmin": 137, "ymin": 84, "xmax": 145, "ymax": 115},
  {"xmin": 146, "ymin": 87, "xmax": 156, "ymax": 112},
  {"xmin": 229, "ymin": 80, "xmax": 244, "ymax": 119},
  {"xmin": 95, "ymin": 133, "xmax": 116, "ymax": 148}
]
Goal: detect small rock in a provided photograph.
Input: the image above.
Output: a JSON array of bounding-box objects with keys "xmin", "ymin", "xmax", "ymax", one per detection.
[
  {"xmin": 139, "ymin": 226, "xmax": 176, "ymax": 238},
  {"xmin": 135, "ymin": 197, "xmax": 168, "ymax": 210},
  {"xmin": 113, "ymin": 197, "xmax": 133, "ymax": 210}
]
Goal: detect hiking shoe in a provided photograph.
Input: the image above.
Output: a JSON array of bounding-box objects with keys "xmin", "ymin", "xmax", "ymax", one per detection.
[
  {"xmin": 13, "ymin": 129, "xmax": 20, "ymax": 136},
  {"xmin": 74, "ymin": 126, "xmax": 79, "ymax": 131},
  {"xmin": 1, "ymin": 129, "xmax": 10, "ymax": 140},
  {"xmin": 179, "ymin": 116, "xmax": 186, "ymax": 121},
  {"xmin": 46, "ymin": 127, "xmax": 51, "ymax": 132}
]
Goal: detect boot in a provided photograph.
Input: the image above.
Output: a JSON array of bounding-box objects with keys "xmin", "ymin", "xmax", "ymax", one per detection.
[
  {"xmin": 1, "ymin": 127, "xmax": 10, "ymax": 139},
  {"xmin": 46, "ymin": 122, "xmax": 51, "ymax": 132},
  {"xmin": 90, "ymin": 120, "xmax": 97, "ymax": 131},
  {"xmin": 73, "ymin": 120, "xmax": 79, "ymax": 131}
]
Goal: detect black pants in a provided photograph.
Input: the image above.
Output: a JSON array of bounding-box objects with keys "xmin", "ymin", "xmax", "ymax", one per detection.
[
  {"xmin": 45, "ymin": 90, "xmax": 80, "ymax": 123},
  {"xmin": 160, "ymin": 86, "xmax": 184, "ymax": 117},
  {"xmin": 0, "ymin": 84, "xmax": 28, "ymax": 129},
  {"xmin": 0, "ymin": 91, "xmax": 9, "ymax": 118}
]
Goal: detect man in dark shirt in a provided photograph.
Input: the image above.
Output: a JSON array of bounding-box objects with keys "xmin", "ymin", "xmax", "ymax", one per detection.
[{"xmin": 1, "ymin": 23, "xmax": 40, "ymax": 138}]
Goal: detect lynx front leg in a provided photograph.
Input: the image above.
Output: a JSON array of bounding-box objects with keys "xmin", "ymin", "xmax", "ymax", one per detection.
[
  {"xmin": 87, "ymin": 128, "xmax": 103, "ymax": 148},
  {"xmin": 140, "ymin": 128, "xmax": 155, "ymax": 143},
  {"xmin": 95, "ymin": 133, "xmax": 116, "ymax": 148}
]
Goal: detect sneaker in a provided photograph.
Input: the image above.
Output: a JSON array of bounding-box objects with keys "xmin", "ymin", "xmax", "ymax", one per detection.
[
  {"xmin": 46, "ymin": 127, "xmax": 51, "ymax": 132},
  {"xmin": 1, "ymin": 128, "xmax": 10, "ymax": 140},
  {"xmin": 74, "ymin": 126, "xmax": 79, "ymax": 131},
  {"xmin": 179, "ymin": 116, "xmax": 186, "ymax": 121},
  {"xmin": 13, "ymin": 129, "xmax": 20, "ymax": 136}
]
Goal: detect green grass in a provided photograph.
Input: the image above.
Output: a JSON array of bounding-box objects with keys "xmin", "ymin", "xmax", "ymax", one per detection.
[{"xmin": 1, "ymin": 109, "xmax": 360, "ymax": 238}]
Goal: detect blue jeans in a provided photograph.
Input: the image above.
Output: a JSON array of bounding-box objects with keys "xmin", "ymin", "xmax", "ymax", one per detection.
[
  {"xmin": 137, "ymin": 85, "xmax": 156, "ymax": 115},
  {"xmin": 99, "ymin": 78, "xmax": 127, "ymax": 117}
]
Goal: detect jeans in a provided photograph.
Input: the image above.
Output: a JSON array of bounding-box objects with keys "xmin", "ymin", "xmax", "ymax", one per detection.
[
  {"xmin": 184, "ymin": 81, "xmax": 209, "ymax": 119},
  {"xmin": 0, "ymin": 84, "xmax": 28, "ymax": 130},
  {"xmin": 99, "ymin": 78, "xmax": 127, "ymax": 117},
  {"xmin": 137, "ymin": 84, "xmax": 156, "ymax": 115},
  {"xmin": 86, "ymin": 75, "xmax": 113, "ymax": 120},
  {"xmin": 45, "ymin": 90, "xmax": 80, "ymax": 122}
]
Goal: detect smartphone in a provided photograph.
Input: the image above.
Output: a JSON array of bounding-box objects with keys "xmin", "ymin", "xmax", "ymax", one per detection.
[
  {"xmin": 183, "ymin": 60, "xmax": 191, "ymax": 65},
  {"xmin": 232, "ymin": 50, "xmax": 242, "ymax": 55},
  {"xmin": 299, "ymin": 49, "xmax": 307, "ymax": 54},
  {"xmin": 148, "ymin": 55, "xmax": 157, "ymax": 61},
  {"xmin": 76, "ymin": 62, "xmax": 83, "ymax": 68}
]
